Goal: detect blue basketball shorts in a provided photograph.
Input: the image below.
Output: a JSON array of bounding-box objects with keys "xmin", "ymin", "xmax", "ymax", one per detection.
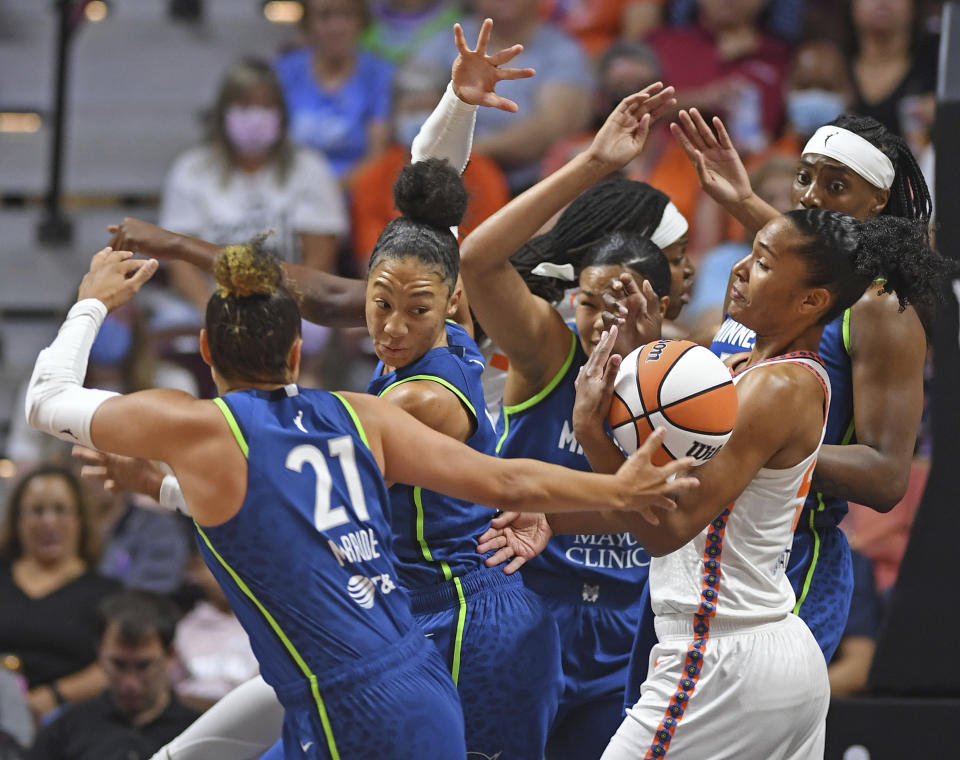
[
  {"xmin": 411, "ymin": 566, "xmax": 563, "ymax": 760},
  {"xmin": 259, "ymin": 629, "xmax": 465, "ymax": 759},
  {"xmin": 523, "ymin": 570, "xmax": 646, "ymax": 760},
  {"xmin": 787, "ymin": 519, "xmax": 854, "ymax": 663}
]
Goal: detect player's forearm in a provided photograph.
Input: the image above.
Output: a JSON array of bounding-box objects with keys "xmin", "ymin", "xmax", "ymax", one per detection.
[
  {"xmin": 461, "ymin": 151, "xmax": 608, "ymax": 273},
  {"xmin": 723, "ymin": 192, "xmax": 779, "ymax": 238},
  {"xmin": 285, "ymin": 265, "xmax": 367, "ymax": 327},
  {"xmin": 573, "ymin": 419, "xmax": 626, "ymax": 475},
  {"xmin": 494, "ymin": 458, "xmax": 635, "ymax": 515},
  {"xmin": 812, "ymin": 442, "xmax": 912, "ymax": 512}
]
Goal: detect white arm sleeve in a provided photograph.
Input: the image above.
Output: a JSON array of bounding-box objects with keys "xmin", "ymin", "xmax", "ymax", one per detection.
[
  {"xmin": 150, "ymin": 676, "xmax": 283, "ymax": 760},
  {"xmin": 160, "ymin": 474, "xmax": 192, "ymax": 517},
  {"xmin": 24, "ymin": 299, "xmax": 119, "ymax": 448},
  {"xmin": 411, "ymin": 81, "xmax": 478, "ymax": 174}
]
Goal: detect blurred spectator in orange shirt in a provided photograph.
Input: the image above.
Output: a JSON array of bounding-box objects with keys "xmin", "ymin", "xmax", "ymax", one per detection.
[
  {"xmin": 350, "ymin": 61, "xmax": 510, "ymax": 268},
  {"xmin": 538, "ymin": 0, "xmax": 667, "ymax": 56}
]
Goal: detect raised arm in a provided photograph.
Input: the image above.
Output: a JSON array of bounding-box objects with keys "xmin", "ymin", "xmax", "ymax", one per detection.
[
  {"xmin": 460, "ymin": 84, "xmax": 676, "ymax": 397},
  {"xmin": 670, "ymin": 108, "xmax": 780, "ymax": 238},
  {"xmin": 108, "ymin": 218, "xmax": 367, "ymax": 327},
  {"xmin": 26, "ymin": 249, "xmax": 246, "ymax": 527},
  {"xmin": 811, "ymin": 292, "xmax": 926, "ymax": 510},
  {"xmin": 339, "ymin": 390, "xmax": 696, "ymax": 516}
]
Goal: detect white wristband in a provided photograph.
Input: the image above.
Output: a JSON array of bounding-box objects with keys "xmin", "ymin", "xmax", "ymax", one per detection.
[
  {"xmin": 159, "ymin": 474, "xmax": 191, "ymax": 517},
  {"xmin": 25, "ymin": 299, "xmax": 119, "ymax": 448},
  {"xmin": 411, "ymin": 80, "xmax": 478, "ymax": 174}
]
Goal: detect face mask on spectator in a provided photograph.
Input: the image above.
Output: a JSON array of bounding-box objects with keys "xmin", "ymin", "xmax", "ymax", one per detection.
[
  {"xmin": 394, "ymin": 111, "xmax": 433, "ymax": 149},
  {"xmin": 786, "ymin": 89, "xmax": 846, "ymax": 137},
  {"xmin": 225, "ymin": 105, "xmax": 282, "ymax": 156}
]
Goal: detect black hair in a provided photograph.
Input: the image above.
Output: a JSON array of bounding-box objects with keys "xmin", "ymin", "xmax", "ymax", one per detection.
[
  {"xmin": 368, "ymin": 158, "xmax": 466, "ymax": 293},
  {"xmin": 826, "ymin": 113, "xmax": 932, "ymax": 224},
  {"xmin": 582, "ymin": 232, "xmax": 672, "ymax": 299},
  {"xmin": 0, "ymin": 464, "xmax": 99, "ymax": 565},
  {"xmin": 510, "ymin": 178, "xmax": 672, "ymax": 303},
  {"xmin": 206, "ymin": 235, "xmax": 301, "ymax": 383},
  {"xmin": 843, "ymin": 0, "xmax": 930, "ymax": 60},
  {"xmin": 98, "ymin": 590, "xmax": 181, "ymax": 650},
  {"xmin": 785, "ymin": 208, "xmax": 952, "ymax": 325}
]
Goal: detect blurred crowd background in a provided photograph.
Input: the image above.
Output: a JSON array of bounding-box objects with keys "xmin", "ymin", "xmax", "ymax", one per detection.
[{"xmin": 0, "ymin": 1, "xmax": 942, "ymax": 757}]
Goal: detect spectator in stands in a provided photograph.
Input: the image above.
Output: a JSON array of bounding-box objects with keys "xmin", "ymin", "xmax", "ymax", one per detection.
[
  {"xmin": 171, "ymin": 547, "xmax": 259, "ymax": 712},
  {"xmin": 350, "ymin": 60, "xmax": 509, "ymax": 267},
  {"xmin": 413, "ymin": 0, "xmax": 594, "ymax": 191},
  {"xmin": 275, "ymin": 0, "xmax": 394, "ymax": 183},
  {"xmin": 649, "ymin": 0, "xmax": 792, "ymax": 154},
  {"xmin": 0, "ymin": 466, "xmax": 120, "ymax": 720},
  {"xmin": 161, "ymin": 57, "xmax": 347, "ymax": 314},
  {"xmin": 775, "ymin": 39, "xmax": 852, "ymax": 156},
  {"xmin": 361, "ymin": 0, "xmax": 460, "ymax": 63},
  {"xmin": 541, "ymin": 0, "xmax": 667, "ymax": 57},
  {"xmin": 27, "ymin": 591, "xmax": 199, "ymax": 760},
  {"xmin": 845, "ymin": 0, "xmax": 938, "ymax": 145},
  {"xmin": 539, "ymin": 41, "xmax": 722, "ymax": 254},
  {"xmin": 828, "ymin": 549, "xmax": 881, "ymax": 697}
]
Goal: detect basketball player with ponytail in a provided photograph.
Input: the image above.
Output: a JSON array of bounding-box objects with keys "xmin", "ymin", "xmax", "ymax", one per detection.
[
  {"xmin": 671, "ymin": 108, "xmax": 936, "ymax": 663},
  {"xmin": 460, "ymin": 83, "xmax": 683, "ymax": 760},
  {"xmin": 556, "ymin": 208, "xmax": 952, "ymax": 759},
  {"xmin": 25, "ymin": 240, "xmax": 695, "ymax": 759}
]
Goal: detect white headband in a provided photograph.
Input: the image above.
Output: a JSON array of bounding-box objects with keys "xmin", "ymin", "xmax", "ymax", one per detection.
[
  {"xmin": 650, "ymin": 201, "xmax": 689, "ymax": 249},
  {"xmin": 802, "ymin": 126, "xmax": 895, "ymax": 190},
  {"xmin": 530, "ymin": 261, "xmax": 576, "ymax": 281}
]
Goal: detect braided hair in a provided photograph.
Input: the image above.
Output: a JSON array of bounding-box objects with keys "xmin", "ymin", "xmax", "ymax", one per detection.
[
  {"xmin": 510, "ymin": 178, "xmax": 672, "ymax": 303},
  {"xmin": 827, "ymin": 113, "xmax": 932, "ymax": 224}
]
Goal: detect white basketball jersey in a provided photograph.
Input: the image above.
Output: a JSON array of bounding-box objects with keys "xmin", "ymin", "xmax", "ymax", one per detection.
[{"xmin": 650, "ymin": 353, "xmax": 831, "ymax": 624}]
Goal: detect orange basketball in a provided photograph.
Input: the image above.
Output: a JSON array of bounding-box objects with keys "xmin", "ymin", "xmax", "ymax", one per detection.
[{"xmin": 607, "ymin": 340, "xmax": 738, "ymax": 466}]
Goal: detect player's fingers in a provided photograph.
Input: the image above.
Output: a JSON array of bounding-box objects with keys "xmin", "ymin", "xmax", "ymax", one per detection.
[
  {"xmin": 602, "ymin": 353, "xmax": 622, "ymax": 386},
  {"xmin": 453, "ymin": 23, "xmax": 468, "ymax": 54},
  {"xmin": 488, "ymin": 44, "xmax": 523, "ymax": 66},
  {"xmin": 503, "ymin": 556, "xmax": 527, "ymax": 574},
  {"xmin": 713, "ymin": 115, "xmax": 735, "ymax": 150},
  {"xmin": 481, "ymin": 93, "xmax": 519, "ymax": 113},
  {"xmin": 690, "ymin": 108, "xmax": 720, "ymax": 149},
  {"xmin": 621, "ymin": 271, "xmax": 641, "ymax": 296},
  {"xmin": 675, "ymin": 110, "xmax": 707, "ymax": 152},
  {"xmin": 483, "ymin": 546, "xmax": 514, "ymax": 567},
  {"xmin": 495, "ymin": 66, "xmax": 536, "ymax": 82},
  {"xmin": 488, "ymin": 511, "xmax": 521, "ymax": 530},
  {"xmin": 602, "ymin": 292, "xmax": 628, "ymax": 316},
  {"xmin": 72, "ymin": 444, "xmax": 103, "ymax": 463},
  {"xmin": 475, "ymin": 17, "xmax": 492, "ymax": 55},
  {"xmin": 639, "ymin": 506, "xmax": 661, "ymax": 526},
  {"xmin": 80, "ymin": 465, "xmax": 109, "ymax": 481},
  {"xmin": 126, "ymin": 258, "xmax": 159, "ymax": 290}
]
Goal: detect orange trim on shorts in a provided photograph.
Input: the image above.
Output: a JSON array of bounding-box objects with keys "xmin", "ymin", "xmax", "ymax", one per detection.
[{"xmin": 644, "ymin": 504, "xmax": 734, "ymax": 759}]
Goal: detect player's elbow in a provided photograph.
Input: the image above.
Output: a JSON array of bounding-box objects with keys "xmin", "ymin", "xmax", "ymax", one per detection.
[{"xmin": 870, "ymin": 462, "xmax": 912, "ymax": 513}]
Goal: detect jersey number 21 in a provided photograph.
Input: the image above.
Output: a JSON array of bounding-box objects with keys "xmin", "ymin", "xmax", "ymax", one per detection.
[{"xmin": 285, "ymin": 437, "xmax": 370, "ymax": 531}]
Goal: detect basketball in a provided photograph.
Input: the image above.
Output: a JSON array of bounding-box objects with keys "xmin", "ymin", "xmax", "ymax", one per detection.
[{"xmin": 607, "ymin": 339, "xmax": 738, "ymax": 466}]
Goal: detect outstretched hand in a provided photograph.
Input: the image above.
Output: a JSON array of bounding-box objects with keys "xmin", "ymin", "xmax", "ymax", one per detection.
[
  {"xmin": 73, "ymin": 445, "xmax": 165, "ymax": 500},
  {"xmin": 451, "ymin": 18, "xmax": 535, "ymax": 112},
  {"xmin": 78, "ymin": 247, "xmax": 157, "ymax": 312},
  {"xmin": 618, "ymin": 428, "xmax": 699, "ymax": 517},
  {"xmin": 107, "ymin": 217, "xmax": 170, "ymax": 258},
  {"xmin": 670, "ymin": 109, "xmax": 753, "ymax": 207},
  {"xmin": 586, "ymin": 82, "xmax": 677, "ymax": 171},
  {"xmin": 476, "ymin": 511, "xmax": 552, "ymax": 574},
  {"xmin": 600, "ymin": 274, "xmax": 663, "ymax": 358}
]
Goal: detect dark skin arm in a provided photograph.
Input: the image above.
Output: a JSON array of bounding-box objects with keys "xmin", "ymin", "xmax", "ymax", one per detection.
[
  {"xmin": 811, "ymin": 289, "xmax": 926, "ymax": 511},
  {"xmin": 108, "ymin": 218, "xmax": 367, "ymax": 327},
  {"xmin": 552, "ymin": 361, "xmax": 826, "ymax": 557}
]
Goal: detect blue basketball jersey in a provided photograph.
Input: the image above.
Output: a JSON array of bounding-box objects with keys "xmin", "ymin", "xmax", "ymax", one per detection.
[
  {"xmin": 198, "ymin": 385, "xmax": 417, "ymax": 705},
  {"xmin": 496, "ymin": 329, "xmax": 651, "ymax": 587},
  {"xmin": 367, "ymin": 322, "xmax": 498, "ymax": 589}
]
